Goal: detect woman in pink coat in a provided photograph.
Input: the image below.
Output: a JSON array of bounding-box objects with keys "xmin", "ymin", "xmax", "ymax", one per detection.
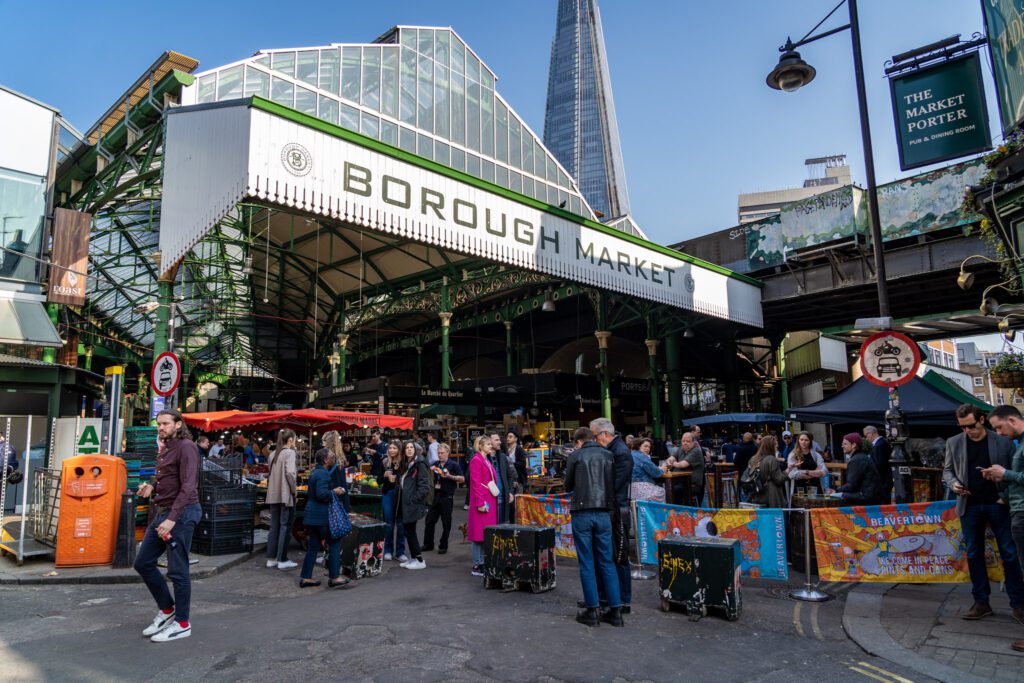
[{"xmin": 467, "ymin": 434, "xmax": 498, "ymax": 577}]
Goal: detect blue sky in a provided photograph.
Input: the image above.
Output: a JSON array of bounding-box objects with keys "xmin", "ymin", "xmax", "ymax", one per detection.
[{"xmin": 1, "ymin": 0, "xmax": 996, "ymax": 245}]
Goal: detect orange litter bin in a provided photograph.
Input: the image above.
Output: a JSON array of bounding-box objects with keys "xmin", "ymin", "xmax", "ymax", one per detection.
[{"xmin": 55, "ymin": 454, "xmax": 128, "ymax": 567}]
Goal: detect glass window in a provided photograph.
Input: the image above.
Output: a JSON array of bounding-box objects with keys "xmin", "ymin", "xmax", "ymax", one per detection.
[
  {"xmin": 418, "ymin": 28, "xmax": 433, "ymax": 59},
  {"xmin": 244, "ymin": 66, "xmax": 270, "ymax": 98},
  {"xmin": 0, "ymin": 168, "xmax": 46, "ymax": 283},
  {"xmin": 342, "ymin": 47, "xmax": 361, "ymax": 102},
  {"xmin": 417, "ymin": 55, "xmax": 433, "ymax": 133},
  {"xmin": 558, "ymin": 169, "xmax": 570, "ymax": 190},
  {"xmin": 339, "ymin": 102, "xmax": 359, "ymax": 131},
  {"xmin": 522, "ymin": 176, "xmax": 534, "ymax": 198},
  {"xmin": 270, "ymin": 77, "xmax": 294, "ymax": 107},
  {"xmin": 451, "ymin": 147, "xmax": 466, "ymax": 171},
  {"xmin": 466, "ymin": 51, "xmax": 480, "ymax": 85},
  {"xmin": 434, "ymin": 140, "xmax": 450, "ymax": 166},
  {"xmin": 495, "ymin": 101, "xmax": 508, "ymax": 163},
  {"xmin": 434, "ymin": 63, "xmax": 449, "ymax": 139},
  {"xmin": 381, "ymin": 46, "xmax": 399, "ymax": 118},
  {"xmin": 558, "ymin": 189, "xmax": 568, "ymax": 208},
  {"xmin": 362, "ymin": 47, "xmax": 381, "ymax": 111},
  {"xmin": 494, "ymin": 164, "xmax": 508, "ymax": 188},
  {"xmin": 400, "ymin": 47, "xmax": 417, "ymax": 125},
  {"xmin": 197, "ymin": 74, "xmax": 216, "ymax": 103},
  {"xmin": 466, "ymin": 153, "xmax": 480, "ymax": 178},
  {"xmin": 466, "ymin": 81, "xmax": 480, "ymax": 152},
  {"xmin": 400, "ymin": 28, "xmax": 417, "ymax": 50},
  {"xmin": 318, "ymin": 95, "xmax": 339, "ymax": 124},
  {"xmin": 450, "ymin": 73, "xmax": 465, "ymax": 145},
  {"xmin": 974, "ymin": 377, "xmax": 984, "ymax": 386},
  {"xmin": 509, "ymin": 171, "xmax": 522, "ymax": 194},
  {"xmin": 522, "ymin": 133, "xmax": 534, "ymax": 176},
  {"xmin": 296, "ymin": 50, "xmax": 318, "ymax": 86},
  {"xmin": 435, "ymin": 30, "xmax": 450, "ymax": 67},
  {"xmin": 546, "ymin": 155, "xmax": 557, "ymax": 182},
  {"xmin": 271, "ymin": 52, "xmax": 295, "ymax": 77},
  {"xmin": 570, "ymin": 195, "xmax": 581, "ymax": 216},
  {"xmin": 254, "ymin": 54, "xmax": 270, "ymax": 68},
  {"xmin": 319, "ymin": 48, "xmax": 340, "ymax": 94},
  {"xmin": 480, "ymin": 88, "xmax": 493, "ymax": 157},
  {"xmin": 481, "ymin": 68, "xmax": 494, "ymax": 90},
  {"xmin": 360, "ymin": 112, "xmax": 380, "ymax": 139},
  {"xmin": 295, "ymin": 86, "xmax": 317, "ymax": 115},
  {"xmin": 533, "ymin": 140, "xmax": 545, "ymax": 179},
  {"xmin": 400, "ymin": 126, "xmax": 416, "ymax": 153},
  {"xmin": 380, "ymin": 120, "xmax": 398, "ymax": 146},
  {"xmin": 217, "ymin": 65, "xmax": 243, "ymax": 100},
  {"xmin": 508, "ymin": 117, "xmax": 522, "ymax": 168},
  {"xmin": 547, "ymin": 184, "xmax": 558, "ymax": 205},
  {"xmin": 417, "ymin": 133, "xmax": 433, "ymax": 160},
  {"xmin": 481, "ymin": 159, "xmax": 494, "ymax": 182},
  {"xmin": 451, "ymin": 36, "xmax": 465, "ymax": 76}
]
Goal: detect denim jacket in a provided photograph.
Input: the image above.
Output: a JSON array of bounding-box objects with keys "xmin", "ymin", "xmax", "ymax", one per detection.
[{"xmin": 631, "ymin": 451, "xmax": 663, "ymax": 485}]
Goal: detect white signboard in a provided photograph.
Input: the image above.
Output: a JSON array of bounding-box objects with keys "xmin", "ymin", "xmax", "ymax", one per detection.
[{"xmin": 161, "ymin": 101, "xmax": 762, "ymax": 327}]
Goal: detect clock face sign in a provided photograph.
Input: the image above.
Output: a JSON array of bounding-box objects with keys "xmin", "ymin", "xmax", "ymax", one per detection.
[
  {"xmin": 151, "ymin": 352, "xmax": 182, "ymax": 397},
  {"xmin": 859, "ymin": 332, "xmax": 921, "ymax": 387}
]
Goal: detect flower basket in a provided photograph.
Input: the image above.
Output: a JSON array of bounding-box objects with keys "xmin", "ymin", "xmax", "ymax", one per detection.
[{"xmin": 991, "ymin": 370, "xmax": 1024, "ymax": 389}]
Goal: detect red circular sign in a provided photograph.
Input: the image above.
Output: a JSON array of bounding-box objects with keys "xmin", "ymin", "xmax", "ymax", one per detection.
[
  {"xmin": 858, "ymin": 331, "xmax": 921, "ymax": 387},
  {"xmin": 151, "ymin": 351, "xmax": 182, "ymax": 397}
]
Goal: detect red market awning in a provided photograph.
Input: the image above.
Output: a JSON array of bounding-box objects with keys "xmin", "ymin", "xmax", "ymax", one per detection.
[{"xmin": 181, "ymin": 409, "xmax": 412, "ymax": 432}]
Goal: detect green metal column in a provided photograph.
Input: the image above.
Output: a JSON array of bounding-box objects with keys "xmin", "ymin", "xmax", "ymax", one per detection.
[
  {"xmin": 415, "ymin": 346, "xmax": 423, "ymax": 387},
  {"xmin": 504, "ymin": 321, "xmax": 514, "ymax": 376},
  {"xmin": 329, "ymin": 345, "xmax": 340, "ymax": 387},
  {"xmin": 440, "ymin": 280, "xmax": 452, "ymax": 390},
  {"xmin": 595, "ymin": 330, "xmax": 612, "ymax": 420},
  {"xmin": 83, "ymin": 344, "xmax": 94, "ymax": 372},
  {"xmin": 665, "ymin": 331, "xmax": 683, "ymax": 440},
  {"xmin": 645, "ymin": 339, "xmax": 662, "ymax": 439},
  {"xmin": 776, "ymin": 336, "xmax": 790, "ymax": 413},
  {"xmin": 338, "ymin": 334, "xmax": 349, "ymax": 385},
  {"xmin": 41, "ymin": 304, "xmax": 60, "ymax": 363},
  {"xmin": 149, "ymin": 271, "xmax": 175, "ymax": 421}
]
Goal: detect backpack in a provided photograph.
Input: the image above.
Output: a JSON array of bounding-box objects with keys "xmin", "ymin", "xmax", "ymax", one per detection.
[{"xmin": 740, "ymin": 462, "xmax": 764, "ymax": 496}]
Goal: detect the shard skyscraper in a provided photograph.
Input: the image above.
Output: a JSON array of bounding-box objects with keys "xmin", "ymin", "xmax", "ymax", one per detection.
[{"xmin": 544, "ymin": 0, "xmax": 636, "ymax": 234}]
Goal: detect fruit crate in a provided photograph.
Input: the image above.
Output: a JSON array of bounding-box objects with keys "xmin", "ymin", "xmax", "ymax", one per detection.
[
  {"xmin": 201, "ymin": 500, "xmax": 256, "ymax": 523},
  {"xmin": 192, "ymin": 534, "xmax": 253, "ymax": 556},
  {"xmin": 199, "ymin": 486, "xmax": 256, "ymax": 506},
  {"xmin": 194, "ymin": 519, "xmax": 253, "ymax": 541}
]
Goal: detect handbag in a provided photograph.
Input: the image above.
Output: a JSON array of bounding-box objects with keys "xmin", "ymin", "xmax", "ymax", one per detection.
[{"xmin": 328, "ymin": 491, "xmax": 353, "ymax": 539}]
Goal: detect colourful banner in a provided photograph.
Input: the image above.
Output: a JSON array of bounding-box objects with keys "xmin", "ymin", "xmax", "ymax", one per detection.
[
  {"xmin": 515, "ymin": 494, "xmax": 575, "ymax": 558},
  {"xmin": 635, "ymin": 501, "xmax": 788, "ymax": 580},
  {"xmin": 810, "ymin": 500, "xmax": 1004, "ymax": 583}
]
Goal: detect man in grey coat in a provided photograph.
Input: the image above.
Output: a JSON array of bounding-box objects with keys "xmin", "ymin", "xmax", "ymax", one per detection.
[{"xmin": 943, "ymin": 404, "xmax": 1024, "ymax": 621}]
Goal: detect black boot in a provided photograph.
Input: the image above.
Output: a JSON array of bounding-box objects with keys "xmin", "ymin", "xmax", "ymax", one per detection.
[
  {"xmin": 600, "ymin": 607, "xmax": 624, "ymax": 627},
  {"xmin": 575, "ymin": 608, "xmax": 600, "ymax": 627},
  {"xmin": 577, "ymin": 599, "xmax": 608, "ymax": 609}
]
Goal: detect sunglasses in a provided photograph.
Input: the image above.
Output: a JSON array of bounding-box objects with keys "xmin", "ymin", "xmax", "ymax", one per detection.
[{"xmin": 959, "ymin": 421, "xmax": 982, "ymax": 431}]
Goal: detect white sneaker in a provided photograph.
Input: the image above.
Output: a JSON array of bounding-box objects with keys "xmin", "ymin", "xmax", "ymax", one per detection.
[
  {"xmin": 150, "ymin": 621, "xmax": 191, "ymax": 642},
  {"xmin": 463, "ymin": 504, "xmax": 469, "ymax": 511},
  {"xmin": 276, "ymin": 560, "xmax": 298, "ymax": 570},
  {"xmin": 397, "ymin": 554, "xmax": 409, "ymax": 563},
  {"xmin": 383, "ymin": 553, "xmax": 393, "ymax": 561},
  {"xmin": 142, "ymin": 610, "xmax": 175, "ymax": 637},
  {"xmin": 404, "ymin": 559, "xmax": 426, "ymax": 570},
  {"xmin": 266, "ymin": 560, "xmax": 278, "ymax": 568}
]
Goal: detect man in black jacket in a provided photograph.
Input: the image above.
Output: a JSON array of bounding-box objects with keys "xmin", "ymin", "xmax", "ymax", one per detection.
[
  {"xmin": 863, "ymin": 425, "xmax": 893, "ymax": 504},
  {"xmin": 564, "ymin": 427, "xmax": 622, "ymax": 627},
  {"xmin": 488, "ymin": 431, "xmax": 516, "ymax": 523},
  {"xmin": 833, "ymin": 433, "xmax": 882, "ymax": 504},
  {"xmin": 591, "ymin": 417, "xmax": 633, "ymax": 613}
]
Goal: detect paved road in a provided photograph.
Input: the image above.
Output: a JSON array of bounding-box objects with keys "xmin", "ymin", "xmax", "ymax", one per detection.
[{"xmin": 0, "ymin": 510, "xmax": 929, "ymax": 683}]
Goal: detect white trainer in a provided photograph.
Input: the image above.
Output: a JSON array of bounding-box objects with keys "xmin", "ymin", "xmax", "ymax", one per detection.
[
  {"xmin": 142, "ymin": 610, "xmax": 175, "ymax": 637},
  {"xmin": 397, "ymin": 554, "xmax": 409, "ymax": 563},
  {"xmin": 150, "ymin": 621, "xmax": 191, "ymax": 642},
  {"xmin": 276, "ymin": 560, "xmax": 298, "ymax": 570},
  {"xmin": 404, "ymin": 559, "xmax": 426, "ymax": 570},
  {"xmin": 383, "ymin": 553, "xmax": 393, "ymax": 561},
  {"xmin": 266, "ymin": 560, "xmax": 278, "ymax": 568}
]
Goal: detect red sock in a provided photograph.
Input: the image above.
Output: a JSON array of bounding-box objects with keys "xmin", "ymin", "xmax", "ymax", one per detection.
[
  {"xmin": 177, "ymin": 620, "xmax": 189, "ymax": 628},
  {"xmin": 161, "ymin": 608, "xmax": 174, "ymax": 615}
]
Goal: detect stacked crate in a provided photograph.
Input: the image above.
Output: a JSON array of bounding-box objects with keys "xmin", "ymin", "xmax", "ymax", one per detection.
[
  {"xmin": 121, "ymin": 427, "xmax": 160, "ymax": 541},
  {"xmin": 193, "ymin": 456, "xmax": 255, "ymax": 556}
]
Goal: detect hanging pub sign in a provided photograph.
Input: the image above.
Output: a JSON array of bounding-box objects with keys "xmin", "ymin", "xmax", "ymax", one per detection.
[
  {"xmin": 48, "ymin": 208, "xmax": 92, "ymax": 305},
  {"xmin": 982, "ymin": 0, "xmax": 1024, "ymax": 134},
  {"xmin": 889, "ymin": 52, "xmax": 991, "ymax": 171}
]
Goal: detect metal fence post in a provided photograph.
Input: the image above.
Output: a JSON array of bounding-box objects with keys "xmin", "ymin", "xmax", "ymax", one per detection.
[{"xmin": 788, "ymin": 508, "xmax": 833, "ymax": 602}]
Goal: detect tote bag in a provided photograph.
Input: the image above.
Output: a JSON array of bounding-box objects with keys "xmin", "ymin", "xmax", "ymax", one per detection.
[{"xmin": 328, "ymin": 493, "xmax": 353, "ymax": 539}]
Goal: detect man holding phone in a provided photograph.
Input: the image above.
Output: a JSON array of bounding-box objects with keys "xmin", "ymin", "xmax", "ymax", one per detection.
[{"xmin": 943, "ymin": 404, "xmax": 1024, "ymax": 622}]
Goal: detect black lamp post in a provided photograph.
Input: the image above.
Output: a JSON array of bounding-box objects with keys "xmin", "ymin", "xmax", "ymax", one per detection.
[{"xmin": 767, "ymin": 0, "xmax": 890, "ymax": 319}]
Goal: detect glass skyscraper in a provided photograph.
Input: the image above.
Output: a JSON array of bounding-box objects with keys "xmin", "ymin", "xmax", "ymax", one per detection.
[{"xmin": 544, "ymin": 0, "xmax": 639, "ymax": 236}]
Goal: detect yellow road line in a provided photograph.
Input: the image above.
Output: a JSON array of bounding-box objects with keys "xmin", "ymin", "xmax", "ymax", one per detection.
[
  {"xmin": 793, "ymin": 600, "xmax": 805, "ymax": 637},
  {"xmin": 857, "ymin": 661, "xmax": 914, "ymax": 683},
  {"xmin": 810, "ymin": 603, "xmax": 824, "ymax": 640},
  {"xmin": 848, "ymin": 665, "xmax": 895, "ymax": 683}
]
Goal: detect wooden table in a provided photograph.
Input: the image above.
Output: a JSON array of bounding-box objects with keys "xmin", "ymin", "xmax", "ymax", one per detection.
[
  {"xmin": 526, "ymin": 477, "xmax": 565, "ymax": 495},
  {"xmin": 825, "ymin": 462, "xmax": 846, "ymax": 489},
  {"xmin": 662, "ymin": 471, "xmax": 693, "ymax": 506},
  {"xmin": 712, "ymin": 462, "xmax": 736, "ymax": 508}
]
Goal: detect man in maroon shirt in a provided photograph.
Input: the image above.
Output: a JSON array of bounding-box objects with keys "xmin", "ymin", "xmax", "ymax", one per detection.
[{"xmin": 134, "ymin": 409, "xmax": 201, "ymax": 642}]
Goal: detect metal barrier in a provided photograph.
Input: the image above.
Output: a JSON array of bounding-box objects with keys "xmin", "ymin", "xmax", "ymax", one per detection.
[{"xmin": 32, "ymin": 468, "xmax": 61, "ymax": 547}]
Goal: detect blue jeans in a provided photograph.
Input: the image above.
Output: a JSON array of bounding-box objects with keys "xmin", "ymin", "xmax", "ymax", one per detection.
[
  {"xmin": 301, "ymin": 524, "xmax": 341, "ymax": 580},
  {"xmin": 571, "ymin": 510, "xmax": 621, "ymax": 609},
  {"xmin": 471, "ymin": 541, "xmax": 484, "ymax": 566},
  {"xmin": 134, "ymin": 503, "xmax": 201, "ymax": 622},
  {"xmin": 382, "ymin": 489, "xmax": 405, "ymax": 556},
  {"xmin": 961, "ymin": 503, "xmax": 1024, "ymax": 608}
]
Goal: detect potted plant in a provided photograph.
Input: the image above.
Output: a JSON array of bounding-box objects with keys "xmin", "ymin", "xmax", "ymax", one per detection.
[{"xmin": 990, "ymin": 351, "xmax": 1024, "ymax": 389}]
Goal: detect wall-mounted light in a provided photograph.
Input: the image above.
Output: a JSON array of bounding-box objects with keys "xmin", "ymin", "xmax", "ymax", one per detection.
[{"xmin": 542, "ymin": 289, "xmax": 555, "ymax": 312}]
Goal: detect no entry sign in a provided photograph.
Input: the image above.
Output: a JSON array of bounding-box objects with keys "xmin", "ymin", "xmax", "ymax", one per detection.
[
  {"xmin": 151, "ymin": 352, "xmax": 182, "ymax": 397},
  {"xmin": 858, "ymin": 332, "xmax": 920, "ymax": 387}
]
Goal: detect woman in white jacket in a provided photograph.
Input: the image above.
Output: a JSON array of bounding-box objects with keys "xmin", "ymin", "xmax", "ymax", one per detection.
[{"xmin": 266, "ymin": 429, "xmax": 298, "ymax": 570}]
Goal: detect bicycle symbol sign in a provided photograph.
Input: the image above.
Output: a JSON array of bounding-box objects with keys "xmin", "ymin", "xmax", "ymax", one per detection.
[
  {"xmin": 858, "ymin": 332, "xmax": 920, "ymax": 387},
  {"xmin": 151, "ymin": 352, "xmax": 181, "ymax": 397}
]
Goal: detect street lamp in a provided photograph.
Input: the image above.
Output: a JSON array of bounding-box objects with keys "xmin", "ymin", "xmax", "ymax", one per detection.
[{"xmin": 767, "ymin": 0, "xmax": 890, "ymax": 319}]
